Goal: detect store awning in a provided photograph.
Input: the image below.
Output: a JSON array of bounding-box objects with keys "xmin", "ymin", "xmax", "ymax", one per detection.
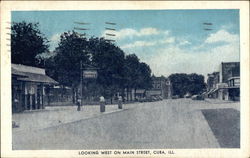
[
  {"xmin": 12, "ymin": 64, "xmax": 58, "ymax": 85},
  {"xmin": 16, "ymin": 71, "xmax": 58, "ymax": 84},
  {"xmin": 135, "ymin": 89, "xmax": 145, "ymax": 94},
  {"xmin": 12, "ymin": 68, "xmax": 28, "ymax": 77}
]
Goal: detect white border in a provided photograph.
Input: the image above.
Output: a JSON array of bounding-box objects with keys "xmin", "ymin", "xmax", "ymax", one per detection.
[{"xmin": 1, "ymin": 1, "xmax": 249, "ymax": 158}]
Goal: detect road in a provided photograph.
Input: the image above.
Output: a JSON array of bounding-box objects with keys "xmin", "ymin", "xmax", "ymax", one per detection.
[{"xmin": 12, "ymin": 99, "xmax": 240, "ymax": 149}]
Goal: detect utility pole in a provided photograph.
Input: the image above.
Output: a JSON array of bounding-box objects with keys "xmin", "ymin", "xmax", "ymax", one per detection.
[
  {"xmin": 80, "ymin": 60, "xmax": 83, "ymax": 109},
  {"xmin": 73, "ymin": 21, "xmax": 91, "ymax": 110},
  {"xmin": 104, "ymin": 22, "xmax": 118, "ymax": 104}
]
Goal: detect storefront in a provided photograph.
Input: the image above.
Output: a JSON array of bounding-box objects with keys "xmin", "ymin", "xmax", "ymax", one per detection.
[{"xmin": 12, "ymin": 64, "xmax": 58, "ymax": 113}]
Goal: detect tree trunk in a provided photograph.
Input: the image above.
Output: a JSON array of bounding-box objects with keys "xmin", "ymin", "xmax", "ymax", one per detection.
[
  {"xmin": 122, "ymin": 88, "xmax": 125, "ymax": 102},
  {"xmin": 134, "ymin": 88, "xmax": 137, "ymax": 100},
  {"xmin": 72, "ymin": 87, "xmax": 75, "ymax": 104},
  {"xmin": 126, "ymin": 87, "xmax": 129, "ymax": 102},
  {"xmin": 129, "ymin": 88, "xmax": 132, "ymax": 101}
]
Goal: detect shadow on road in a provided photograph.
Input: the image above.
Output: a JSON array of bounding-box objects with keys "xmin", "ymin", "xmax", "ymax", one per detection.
[{"xmin": 202, "ymin": 108, "xmax": 240, "ymax": 148}]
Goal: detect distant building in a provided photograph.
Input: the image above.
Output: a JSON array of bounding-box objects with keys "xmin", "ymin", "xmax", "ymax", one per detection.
[
  {"xmin": 12, "ymin": 64, "xmax": 58, "ymax": 113},
  {"xmin": 206, "ymin": 72, "xmax": 220, "ymax": 98},
  {"xmin": 220, "ymin": 62, "xmax": 240, "ymax": 83},
  {"xmin": 206, "ymin": 62, "xmax": 240, "ymax": 101},
  {"xmin": 146, "ymin": 76, "xmax": 172, "ymax": 99}
]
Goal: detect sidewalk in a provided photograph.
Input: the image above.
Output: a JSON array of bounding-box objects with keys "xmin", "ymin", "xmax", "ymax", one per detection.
[
  {"xmin": 204, "ymin": 98, "xmax": 236, "ymax": 104},
  {"xmin": 12, "ymin": 104, "xmax": 131, "ymax": 132}
]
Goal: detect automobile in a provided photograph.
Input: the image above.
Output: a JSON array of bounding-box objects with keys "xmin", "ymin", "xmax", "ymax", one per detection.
[
  {"xmin": 184, "ymin": 93, "xmax": 192, "ymax": 98},
  {"xmin": 138, "ymin": 97, "xmax": 147, "ymax": 102},
  {"xmin": 157, "ymin": 96, "xmax": 163, "ymax": 100},
  {"xmin": 191, "ymin": 95, "xmax": 204, "ymax": 100},
  {"xmin": 145, "ymin": 96, "xmax": 156, "ymax": 102},
  {"xmin": 172, "ymin": 95, "xmax": 179, "ymax": 99}
]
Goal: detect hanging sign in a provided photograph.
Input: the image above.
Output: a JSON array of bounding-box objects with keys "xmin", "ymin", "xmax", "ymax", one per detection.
[{"xmin": 83, "ymin": 70, "xmax": 97, "ymax": 79}]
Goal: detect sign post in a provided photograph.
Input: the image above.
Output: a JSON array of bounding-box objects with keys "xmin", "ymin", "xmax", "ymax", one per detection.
[{"xmin": 78, "ymin": 61, "xmax": 98, "ymax": 111}]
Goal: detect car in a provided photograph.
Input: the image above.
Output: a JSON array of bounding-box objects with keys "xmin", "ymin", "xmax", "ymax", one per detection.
[
  {"xmin": 172, "ymin": 95, "xmax": 179, "ymax": 99},
  {"xmin": 184, "ymin": 93, "xmax": 191, "ymax": 98},
  {"xmin": 138, "ymin": 97, "xmax": 147, "ymax": 102},
  {"xmin": 191, "ymin": 95, "xmax": 204, "ymax": 100}
]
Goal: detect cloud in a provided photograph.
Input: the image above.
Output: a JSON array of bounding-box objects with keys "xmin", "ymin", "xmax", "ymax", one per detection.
[
  {"xmin": 49, "ymin": 33, "xmax": 61, "ymax": 50},
  {"xmin": 146, "ymin": 41, "xmax": 239, "ymax": 79},
  {"xmin": 120, "ymin": 36, "xmax": 190, "ymax": 49},
  {"xmin": 179, "ymin": 40, "xmax": 191, "ymax": 46},
  {"xmin": 138, "ymin": 28, "xmax": 160, "ymax": 36},
  {"xmin": 116, "ymin": 27, "xmax": 160, "ymax": 39},
  {"xmin": 205, "ymin": 29, "xmax": 239, "ymax": 44},
  {"xmin": 121, "ymin": 40, "xmax": 157, "ymax": 49},
  {"xmin": 134, "ymin": 29, "xmax": 239, "ymax": 79},
  {"xmin": 159, "ymin": 37, "xmax": 175, "ymax": 44},
  {"xmin": 121, "ymin": 36, "xmax": 176, "ymax": 49},
  {"xmin": 221, "ymin": 23, "xmax": 235, "ymax": 31},
  {"xmin": 50, "ymin": 33, "xmax": 61, "ymax": 43}
]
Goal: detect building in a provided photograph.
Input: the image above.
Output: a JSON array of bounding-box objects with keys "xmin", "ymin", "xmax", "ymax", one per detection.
[
  {"xmin": 220, "ymin": 62, "xmax": 240, "ymax": 83},
  {"xmin": 146, "ymin": 76, "xmax": 172, "ymax": 99},
  {"xmin": 12, "ymin": 64, "xmax": 58, "ymax": 113},
  {"xmin": 206, "ymin": 72, "xmax": 220, "ymax": 98},
  {"xmin": 206, "ymin": 62, "xmax": 240, "ymax": 101},
  {"xmin": 227, "ymin": 76, "xmax": 240, "ymax": 101}
]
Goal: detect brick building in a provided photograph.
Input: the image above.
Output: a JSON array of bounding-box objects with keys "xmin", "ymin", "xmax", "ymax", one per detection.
[
  {"xmin": 146, "ymin": 76, "xmax": 172, "ymax": 99},
  {"xmin": 206, "ymin": 62, "xmax": 240, "ymax": 101}
]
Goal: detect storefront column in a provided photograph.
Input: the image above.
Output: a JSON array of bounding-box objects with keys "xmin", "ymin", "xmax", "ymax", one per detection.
[
  {"xmin": 35, "ymin": 92, "xmax": 38, "ymax": 110},
  {"xmin": 23, "ymin": 83, "xmax": 28, "ymax": 110},
  {"xmin": 41, "ymin": 84, "xmax": 45, "ymax": 109},
  {"xmin": 224, "ymin": 89, "xmax": 229, "ymax": 101},
  {"xmin": 29, "ymin": 94, "xmax": 32, "ymax": 110}
]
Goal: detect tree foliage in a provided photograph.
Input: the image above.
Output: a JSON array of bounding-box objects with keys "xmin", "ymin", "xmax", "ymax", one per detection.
[
  {"xmin": 11, "ymin": 21, "xmax": 49, "ymax": 67},
  {"xmin": 88, "ymin": 37, "xmax": 125, "ymax": 98},
  {"xmin": 169, "ymin": 73, "xmax": 206, "ymax": 97},
  {"xmin": 46, "ymin": 31, "xmax": 153, "ymax": 102},
  {"xmin": 47, "ymin": 31, "xmax": 90, "ymax": 88}
]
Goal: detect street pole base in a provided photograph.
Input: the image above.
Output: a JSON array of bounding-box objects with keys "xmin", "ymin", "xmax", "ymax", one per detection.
[
  {"xmin": 100, "ymin": 103, "xmax": 105, "ymax": 112},
  {"xmin": 77, "ymin": 106, "xmax": 81, "ymax": 111}
]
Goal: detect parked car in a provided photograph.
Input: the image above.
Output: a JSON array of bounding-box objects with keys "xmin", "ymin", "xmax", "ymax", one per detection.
[
  {"xmin": 172, "ymin": 95, "xmax": 179, "ymax": 99},
  {"xmin": 138, "ymin": 97, "xmax": 147, "ymax": 102},
  {"xmin": 191, "ymin": 95, "xmax": 204, "ymax": 100},
  {"xmin": 184, "ymin": 93, "xmax": 191, "ymax": 98}
]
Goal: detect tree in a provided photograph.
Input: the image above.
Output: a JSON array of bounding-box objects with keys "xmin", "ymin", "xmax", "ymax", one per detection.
[
  {"xmin": 11, "ymin": 21, "xmax": 49, "ymax": 67},
  {"xmin": 169, "ymin": 73, "xmax": 206, "ymax": 97},
  {"xmin": 169, "ymin": 73, "xmax": 188, "ymax": 97},
  {"xmin": 123, "ymin": 54, "xmax": 140, "ymax": 101},
  {"xmin": 137, "ymin": 62, "xmax": 152, "ymax": 90},
  {"xmin": 46, "ymin": 31, "xmax": 90, "ymax": 103},
  {"xmin": 187, "ymin": 73, "xmax": 206, "ymax": 95},
  {"xmin": 123, "ymin": 54, "xmax": 152, "ymax": 100},
  {"xmin": 88, "ymin": 37, "xmax": 126, "ymax": 102}
]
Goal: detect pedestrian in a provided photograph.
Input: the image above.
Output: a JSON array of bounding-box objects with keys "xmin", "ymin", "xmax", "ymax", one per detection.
[
  {"xmin": 100, "ymin": 96, "xmax": 105, "ymax": 112},
  {"xmin": 118, "ymin": 95, "xmax": 122, "ymax": 109}
]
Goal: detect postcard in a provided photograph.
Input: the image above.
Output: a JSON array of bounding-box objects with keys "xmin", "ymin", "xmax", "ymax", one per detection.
[{"xmin": 1, "ymin": 1, "xmax": 249, "ymax": 158}]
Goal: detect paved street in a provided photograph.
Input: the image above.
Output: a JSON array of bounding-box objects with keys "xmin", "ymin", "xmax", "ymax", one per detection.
[{"xmin": 12, "ymin": 99, "xmax": 240, "ymax": 149}]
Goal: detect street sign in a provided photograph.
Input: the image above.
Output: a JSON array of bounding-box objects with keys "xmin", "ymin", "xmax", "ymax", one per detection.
[{"xmin": 83, "ymin": 70, "xmax": 97, "ymax": 79}]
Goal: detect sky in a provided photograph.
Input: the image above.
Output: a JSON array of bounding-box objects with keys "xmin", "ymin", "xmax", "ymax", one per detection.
[{"xmin": 12, "ymin": 10, "xmax": 240, "ymax": 79}]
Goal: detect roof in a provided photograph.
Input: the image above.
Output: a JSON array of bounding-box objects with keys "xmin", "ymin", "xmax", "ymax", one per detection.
[
  {"xmin": 12, "ymin": 64, "xmax": 58, "ymax": 84},
  {"xmin": 228, "ymin": 76, "xmax": 240, "ymax": 81},
  {"xmin": 12, "ymin": 68, "xmax": 28, "ymax": 77},
  {"xmin": 12, "ymin": 64, "xmax": 45, "ymax": 74},
  {"xmin": 146, "ymin": 90, "xmax": 162, "ymax": 95},
  {"xmin": 135, "ymin": 89, "xmax": 145, "ymax": 94}
]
